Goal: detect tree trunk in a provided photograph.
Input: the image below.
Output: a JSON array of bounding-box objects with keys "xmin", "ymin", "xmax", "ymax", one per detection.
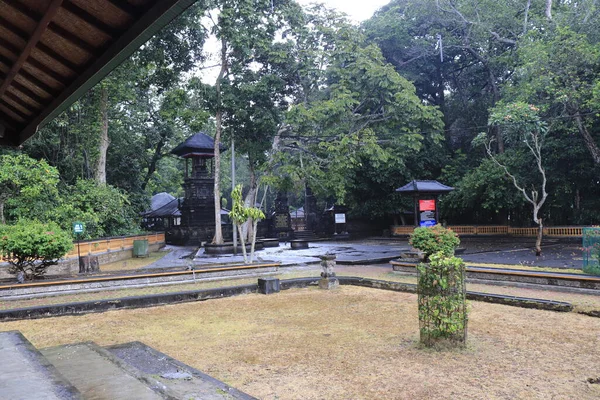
[
  {"xmin": 0, "ymin": 200, "xmax": 4, "ymax": 224},
  {"xmin": 212, "ymin": 38, "xmax": 227, "ymax": 245},
  {"xmin": 249, "ymin": 219, "xmax": 259, "ymax": 264},
  {"xmin": 545, "ymin": 0, "xmax": 553, "ymax": 21},
  {"xmin": 213, "ymin": 109, "xmax": 224, "ymax": 244},
  {"xmin": 236, "ymin": 223, "xmax": 247, "ymax": 264},
  {"xmin": 95, "ymin": 86, "xmax": 109, "ymax": 185},
  {"xmin": 535, "ymin": 218, "xmax": 543, "ymax": 256},
  {"xmin": 141, "ymin": 136, "xmax": 166, "ymax": 191},
  {"xmin": 242, "ymin": 163, "xmax": 258, "ymax": 241},
  {"xmin": 574, "ymin": 112, "xmax": 600, "ymax": 165}
]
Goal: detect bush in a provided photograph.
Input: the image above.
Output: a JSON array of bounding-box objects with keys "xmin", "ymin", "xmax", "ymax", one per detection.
[
  {"xmin": 409, "ymin": 224, "xmax": 460, "ymax": 259},
  {"xmin": 0, "ymin": 220, "xmax": 73, "ymax": 281},
  {"xmin": 417, "ymin": 252, "xmax": 468, "ymax": 347}
]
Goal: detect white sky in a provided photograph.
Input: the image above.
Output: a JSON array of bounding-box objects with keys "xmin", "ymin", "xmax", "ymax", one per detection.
[
  {"xmin": 297, "ymin": 0, "xmax": 390, "ymax": 23},
  {"xmin": 198, "ymin": 0, "xmax": 390, "ymax": 83}
]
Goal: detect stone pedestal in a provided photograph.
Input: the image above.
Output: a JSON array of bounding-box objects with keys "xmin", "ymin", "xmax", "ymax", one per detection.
[
  {"xmin": 318, "ymin": 277, "xmax": 339, "ymax": 290},
  {"xmin": 290, "ymin": 240, "xmax": 309, "ymax": 250},
  {"xmin": 79, "ymin": 256, "xmax": 99, "ymax": 274},
  {"xmin": 258, "ymin": 278, "xmax": 280, "ymax": 294},
  {"xmin": 318, "ymin": 254, "xmax": 338, "ymax": 290}
]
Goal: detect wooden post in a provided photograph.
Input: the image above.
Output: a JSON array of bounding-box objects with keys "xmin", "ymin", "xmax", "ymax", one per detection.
[{"xmin": 413, "ymin": 195, "xmax": 419, "ymax": 227}]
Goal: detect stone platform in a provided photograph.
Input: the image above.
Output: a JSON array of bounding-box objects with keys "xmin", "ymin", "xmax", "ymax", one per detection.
[{"xmin": 0, "ymin": 331, "xmax": 255, "ymax": 400}]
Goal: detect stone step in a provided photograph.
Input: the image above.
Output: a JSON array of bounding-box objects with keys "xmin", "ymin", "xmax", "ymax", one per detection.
[
  {"xmin": 106, "ymin": 341, "xmax": 256, "ymax": 400},
  {"xmin": 293, "ymin": 230, "xmax": 316, "ymax": 240},
  {"xmin": 41, "ymin": 342, "xmax": 166, "ymax": 400},
  {"xmin": 0, "ymin": 331, "xmax": 82, "ymax": 400}
]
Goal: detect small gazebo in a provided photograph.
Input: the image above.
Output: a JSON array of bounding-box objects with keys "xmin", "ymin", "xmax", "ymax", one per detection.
[{"xmin": 395, "ymin": 180, "xmax": 454, "ymax": 227}]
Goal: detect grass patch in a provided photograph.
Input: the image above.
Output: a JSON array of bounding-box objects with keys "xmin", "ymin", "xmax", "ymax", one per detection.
[{"xmin": 99, "ymin": 251, "xmax": 170, "ymax": 272}]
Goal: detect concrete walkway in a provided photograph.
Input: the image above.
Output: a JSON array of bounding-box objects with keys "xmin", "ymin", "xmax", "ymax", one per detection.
[
  {"xmin": 0, "ymin": 331, "xmax": 82, "ymax": 400},
  {"xmin": 142, "ymin": 240, "xmax": 411, "ymax": 269},
  {"xmin": 460, "ymin": 239, "xmax": 583, "ymax": 269},
  {"xmin": 142, "ymin": 238, "xmax": 584, "ymax": 270}
]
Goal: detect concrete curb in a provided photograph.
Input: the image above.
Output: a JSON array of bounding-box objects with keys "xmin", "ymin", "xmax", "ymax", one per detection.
[
  {"xmin": 0, "ymin": 277, "xmax": 577, "ymax": 321},
  {"xmin": 0, "ymin": 284, "xmax": 257, "ymax": 321},
  {"xmin": 391, "ymin": 262, "xmax": 600, "ymax": 292}
]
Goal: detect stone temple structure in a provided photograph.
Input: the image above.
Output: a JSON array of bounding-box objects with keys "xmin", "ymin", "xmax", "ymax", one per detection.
[{"xmin": 166, "ymin": 132, "xmax": 225, "ymax": 245}]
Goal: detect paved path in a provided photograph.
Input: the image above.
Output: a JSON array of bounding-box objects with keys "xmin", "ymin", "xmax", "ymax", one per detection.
[
  {"xmin": 142, "ymin": 245, "xmax": 198, "ymax": 269},
  {"xmin": 142, "ymin": 240, "xmax": 410, "ymax": 269},
  {"xmin": 462, "ymin": 243, "xmax": 582, "ymax": 269},
  {"xmin": 143, "ymin": 238, "xmax": 584, "ymax": 270},
  {"xmin": 0, "ymin": 331, "xmax": 81, "ymax": 399}
]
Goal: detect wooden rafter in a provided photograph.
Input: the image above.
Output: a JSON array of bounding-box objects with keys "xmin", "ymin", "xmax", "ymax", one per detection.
[
  {"xmin": 105, "ymin": 0, "xmax": 140, "ymax": 17},
  {"xmin": 0, "ymin": 12, "xmax": 79, "ymax": 75},
  {"xmin": 61, "ymin": 1, "xmax": 119, "ymax": 37},
  {"xmin": 18, "ymin": 69, "xmax": 59, "ymax": 97},
  {"xmin": 0, "ymin": 114, "xmax": 17, "ymax": 130},
  {"xmin": 0, "ymin": 42, "xmax": 67, "ymax": 85},
  {"xmin": 0, "ymin": 0, "xmax": 64, "ymax": 101},
  {"xmin": 0, "ymin": 0, "xmax": 101, "ymax": 53},
  {"xmin": 48, "ymin": 23, "xmax": 97, "ymax": 54},
  {"xmin": 5, "ymin": 91, "xmax": 36, "ymax": 111},
  {"xmin": 1, "ymin": 99, "xmax": 29, "ymax": 119},
  {"xmin": 0, "ymin": 0, "xmax": 197, "ymax": 146},
  {"xmin": 10, "ymin": 81, "xmax": 46, "ymax": 106}
]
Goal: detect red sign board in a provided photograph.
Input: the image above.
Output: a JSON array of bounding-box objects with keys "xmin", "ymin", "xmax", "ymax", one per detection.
[{"xmin": 419, "ymin": 199, "xmax": 436, "ymax": 211}]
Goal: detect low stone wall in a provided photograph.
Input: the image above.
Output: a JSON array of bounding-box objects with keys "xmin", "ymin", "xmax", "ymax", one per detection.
[
  {"xmin": 0, "ymin": 242, "xmax": 164, "ymax": 281},
  {"xmin": 0, "ymin": 276, "xmax": 574, "ymax": 321}
]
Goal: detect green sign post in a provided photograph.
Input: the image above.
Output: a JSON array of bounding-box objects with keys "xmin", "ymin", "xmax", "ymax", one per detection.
[
  {"xmin": 73, "ymin": 222, "xmax": 84, "ymax": 271},
  {"xmin": 73, "ymin": 222, "xmax": 84, "ymax": 234}
]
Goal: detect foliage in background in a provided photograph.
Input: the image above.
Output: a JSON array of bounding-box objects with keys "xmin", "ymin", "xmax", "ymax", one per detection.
[
  {"xmin": 409, "ymin": 225, "xmax": 460, "ymax": 259},
  {"xmin": 5, "ymin": 0, "xmax": 600, "ymax": 231},
  {"xmin": 417, "ymin": 252, "xmax": 468, "ymax": 347},
  {"xmin": 0, "ymin": 220, "xmax": 73, "ymax": 281},
  {"xmin": 0, "ymin": 154, "xmax": 59, "ymax": 225},
  {"xmin": 0, "ymin": 153, "xmax": 140, "ymax": 239},
  {"xmin": 271, "ymin": 9, "xmax": 444, "ymax": 210},
  {"xmin": 51, "ymin": 180, "xmax": 142, "ymax": 239}
]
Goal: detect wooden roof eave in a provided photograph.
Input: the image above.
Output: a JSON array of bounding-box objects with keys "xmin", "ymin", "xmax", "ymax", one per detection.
[{"xmin": 15, "ymin": 0, "xmax": 197, "ymax": 145}]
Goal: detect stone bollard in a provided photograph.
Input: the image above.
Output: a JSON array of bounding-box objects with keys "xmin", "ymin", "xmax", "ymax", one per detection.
[
  {"xmin": 319, "ymin": 254, "xmax": 339, "ymax": 290},
  {"xmin": 258, "ymin": 278, "xmax": 281, "ymax": 294}
]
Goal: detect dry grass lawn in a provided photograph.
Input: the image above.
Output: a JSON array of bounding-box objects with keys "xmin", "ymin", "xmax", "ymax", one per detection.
[
  {"xmin": 99, "ymin": 251, "xmax": 169, "ymax": 272},
  {"xmin": 2, "ymin": 286, "xmax": 600, "ymax": 399}
]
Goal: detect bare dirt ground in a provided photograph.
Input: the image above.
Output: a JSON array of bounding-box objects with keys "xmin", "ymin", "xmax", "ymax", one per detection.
[{"xmin": 2, "ymin": 286, "xmax": 600, "ymax": 400}]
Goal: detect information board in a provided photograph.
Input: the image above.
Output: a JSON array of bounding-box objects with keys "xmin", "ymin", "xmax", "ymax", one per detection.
[
  {"xmin": 335, "ymin": 213, "xmax": 346, "ymax": 224},
  {"xmin": 419, "ymin": 199, "xmax": 436, "ymax": 211},
  {"xmin": 274, "ymin": 213, "xmax": 290, "ymax": 229}
]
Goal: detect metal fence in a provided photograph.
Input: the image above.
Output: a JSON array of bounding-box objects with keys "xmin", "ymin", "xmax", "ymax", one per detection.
[
  {"xmin": 583, "ymin": 228, "xmax": 600, "ymax": 276},
  {"xmin": 392, "ymin": 225, "xmax": 583, "ymax": 237}
]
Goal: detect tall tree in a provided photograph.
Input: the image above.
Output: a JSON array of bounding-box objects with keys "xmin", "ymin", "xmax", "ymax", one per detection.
[
  {"xmin": 476, "ymin": 102, "xmax": 548, "ymax": 255},
  {"xmin": 205, "ymin": 0, "xmax": 303, "ymax": 244},
  {"xmin": 273, "ymin": 10, "xmax": 444, "ymax": 206}
]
